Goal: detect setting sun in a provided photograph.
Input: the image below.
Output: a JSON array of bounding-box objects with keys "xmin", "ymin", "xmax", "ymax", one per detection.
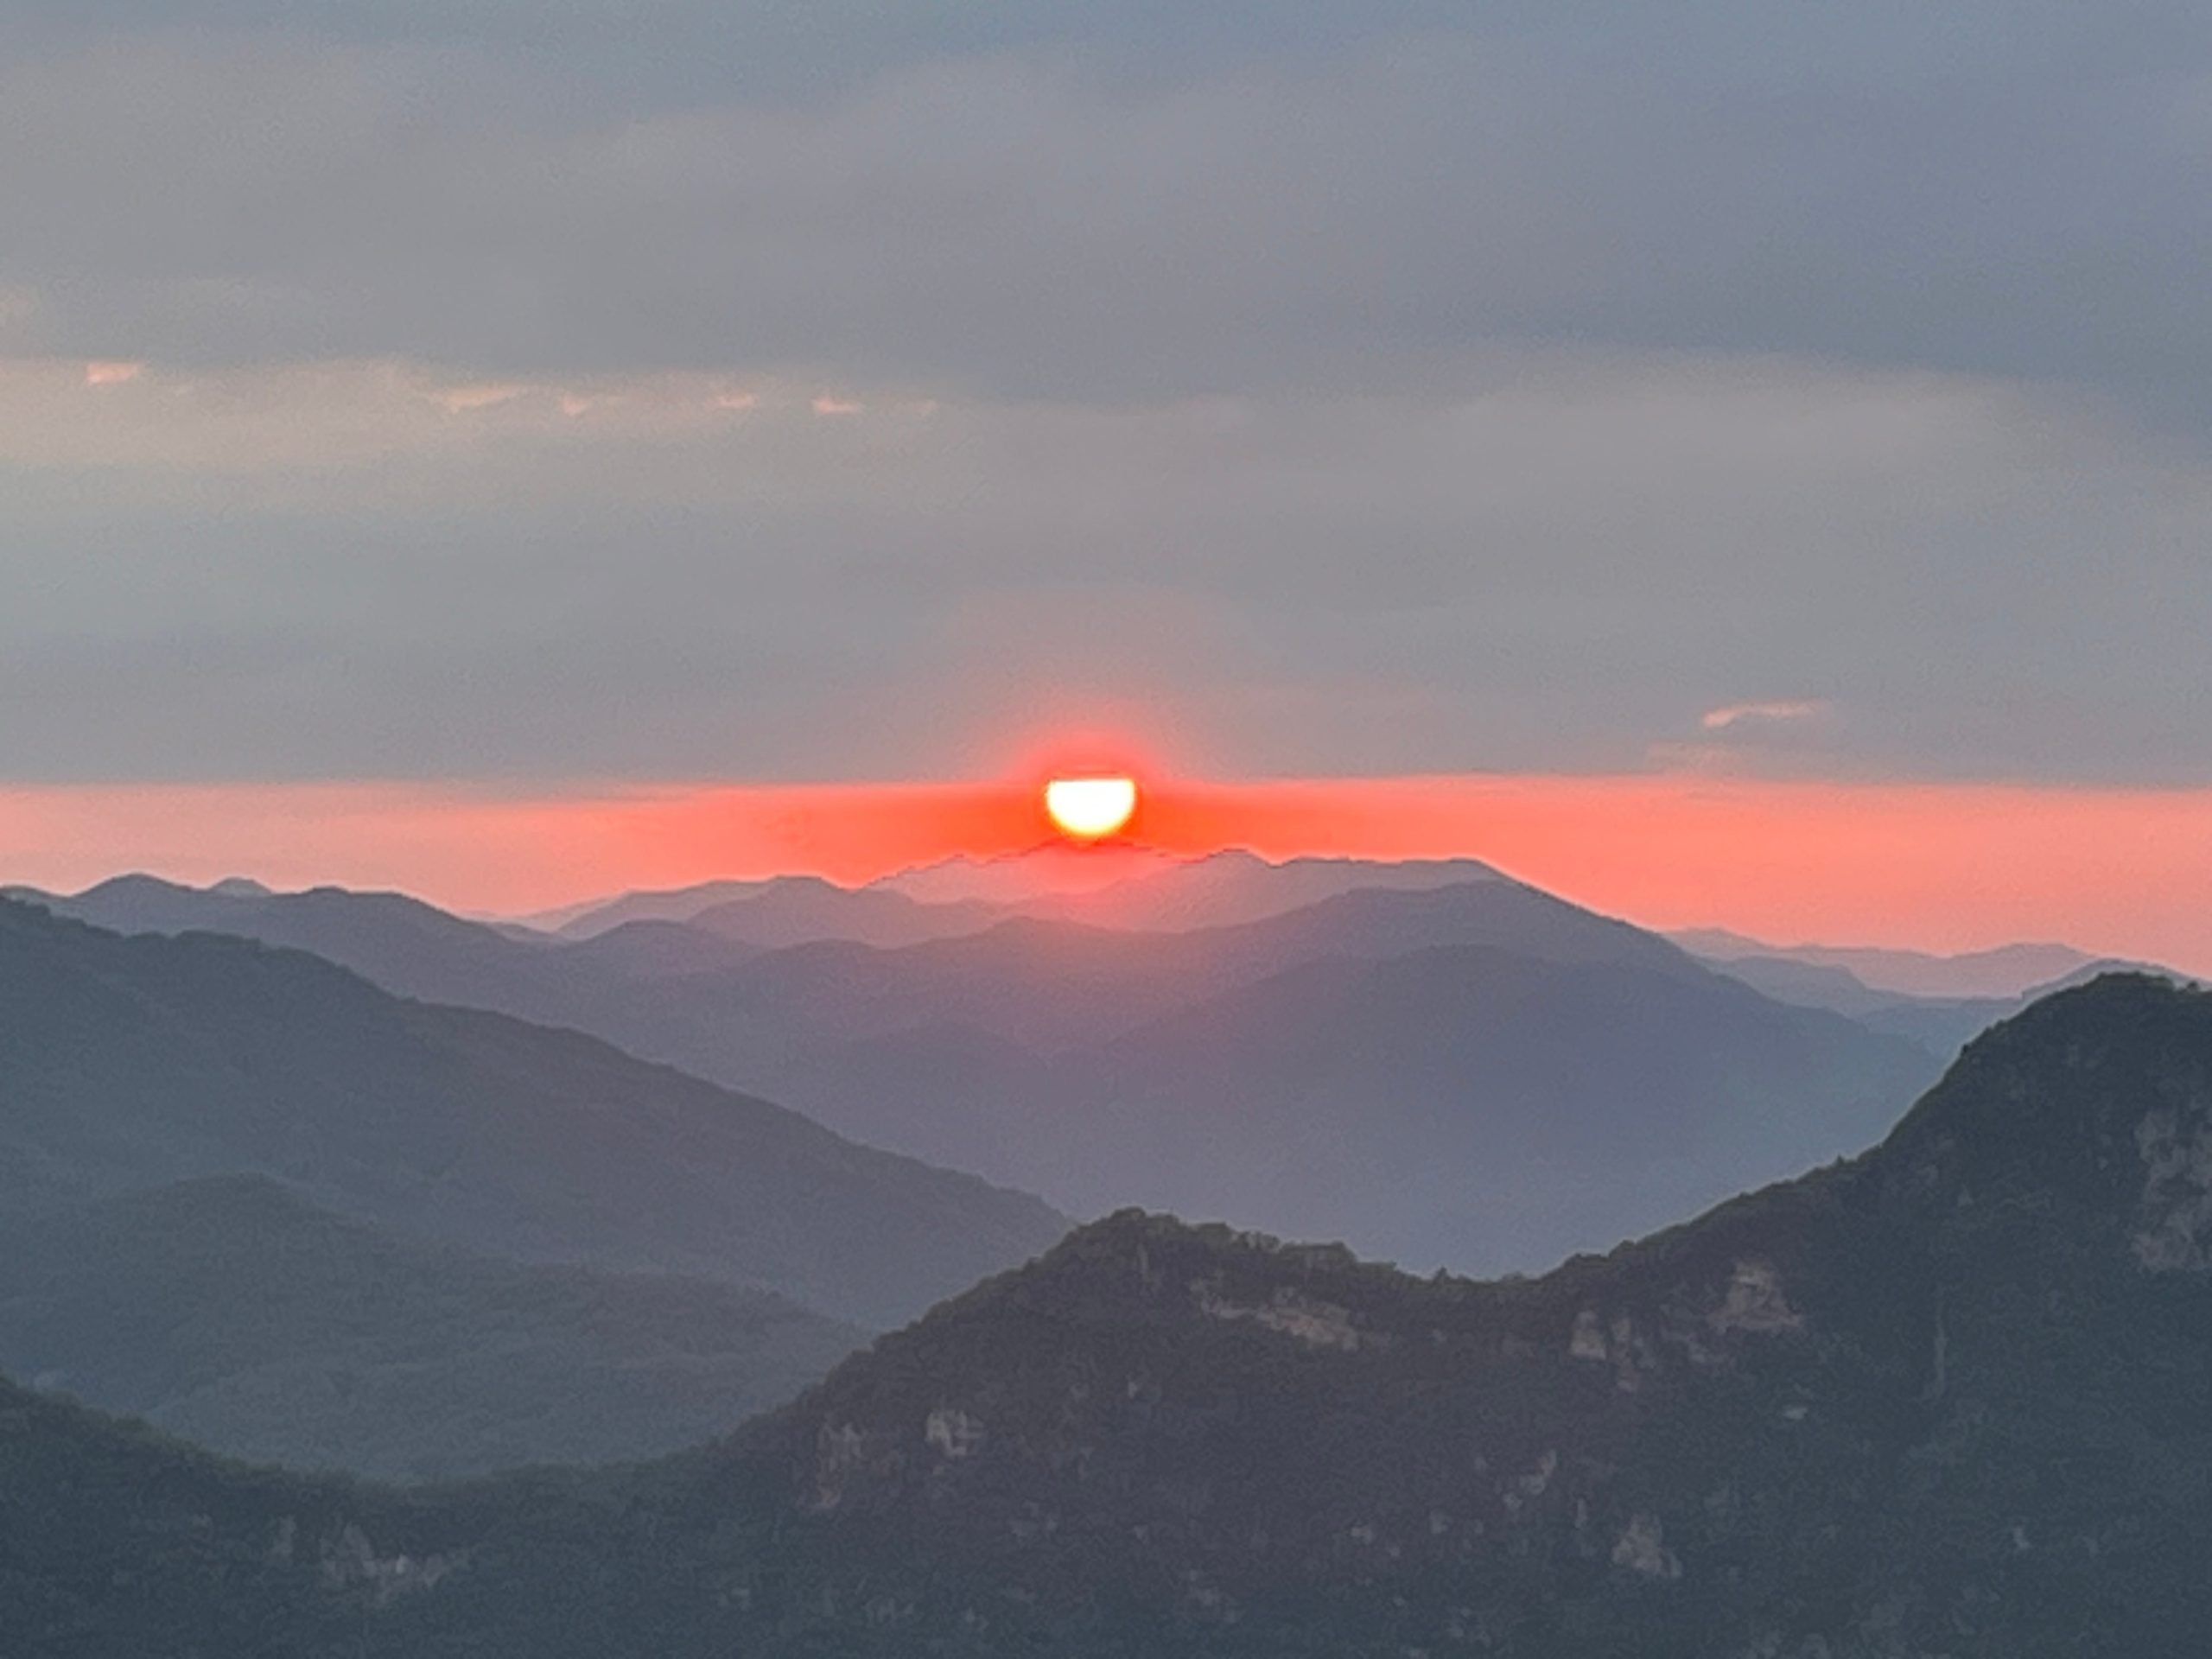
[{"xmin": 1044, "ymin": 775, "xmax": 1139, "ymax": 840}]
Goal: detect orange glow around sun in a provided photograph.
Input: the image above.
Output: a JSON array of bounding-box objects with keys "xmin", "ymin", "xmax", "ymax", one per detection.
[
  {"xmin": 3, "ymin": 772, "xmax": 2212, "ymax": 976},
  {"xmin": 1043, "ymin": 775, "xmax": 1139, "ymax": 840}
]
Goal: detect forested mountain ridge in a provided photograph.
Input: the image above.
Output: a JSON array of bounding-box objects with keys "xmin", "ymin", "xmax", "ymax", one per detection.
[{"xmin": 3, "ymin": 975, "xmax": 2209, "ymax": 1656}]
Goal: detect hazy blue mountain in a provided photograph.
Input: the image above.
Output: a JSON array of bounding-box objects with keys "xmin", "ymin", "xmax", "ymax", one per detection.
[
  {"xmin": 0, "ymin": 1176, "xmax": 861, "ymax": 1481},
  {"xmin": 1032, "ymin": 943, "xmax": 1938, "ymax": 1270},
  {"xmin": 874, "ymin": 845, "xmax": 1506, "ymax": 931},
  {"xmin": 1694, "ymin": 949, "xmax": 2022, "ymax": 1057},
  {"xmin": 19, "ymin": 870, "xmax": 1945, "ymax": 1277},
  {"xmin": 45, "ymin": 874, "xmax": 592, "ymax": 1021},
  {"xmin": 529, "ymin": 878, "xmax": 785, "ymax": 938},
  {"xmin": 543, "ymin": 849, "xmax": 1509, "ymax": 951},
  {"xmin": 558, "ymin": 918, "xmax": 766, "ymax": 978},
  {"xmin": 682, "ymin": 876, "xmax": 1005, "ymax": 950},
  {"xmin": 688, "ymin": 878, "xmax": 1712, "ymax": 1063},
  {"xmin": 696, "ymin": 897, "xmax": 1940, "ymax": 1274},
  {"xmin": 1689, "ymin": 947, "xmax": 1901, "ymax": 1015},
  {"xmin": 1695, "ymin": 937, "xmax": 2191, "ymax": 1059},
  {"xmin": 1676, "ymin": 927, "xmax": 2099, "ymax": 999},
  {"xmin": 0, "ymin": 898, "xmax": 1065, "ymax": 1327},
  {"xmin": 869, "ymin": 842, "xmax": 1209, "ymax": 906},
  {"xmin": 3, "ymin": 976, "xmax": 2207, "ymax": 1656},
  {"xmin": 1791, "ymin": 938, "xmax": 2101, "ymax": 998},
  {"xmin": 544, "ymin": 875, "xmax": 1001, "ymax": 947},
  {"xmin": 1024, "ymin": 849, "xmax": 1510, "ymax": 931},
  {"xmin": 22, "ymin": 868, "xmax": 1732, "ymax": 1067}
]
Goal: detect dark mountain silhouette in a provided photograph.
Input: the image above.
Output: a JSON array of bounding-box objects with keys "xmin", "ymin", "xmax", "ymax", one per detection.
[
  {"xmin": 3, "ymin": 976, "xmax": 2208, "ymax": 1655},
  {"xmin": 0, "ymin": 898, "xmax": 1065, "ymax": 1327},
  {"xmin": 0, "ymin": 1176, "xmax": 861, "ymax": 1481}
]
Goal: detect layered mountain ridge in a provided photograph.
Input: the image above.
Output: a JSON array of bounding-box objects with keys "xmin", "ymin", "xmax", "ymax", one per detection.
[
  {"xmin": 3, "ymin": 975, "xmax": 2207, "ymax": 1655},
  {"xmin": 20, "ymin": 868, "xmax": 1943, "ymax": 1274},
  {"xmin": 0, "ymin": 897, "xmax": 1065, "ymax": 1328}
]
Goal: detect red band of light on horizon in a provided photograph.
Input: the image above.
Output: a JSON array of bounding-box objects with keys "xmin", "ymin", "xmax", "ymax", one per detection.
[{"xmin": 0, "ymin": 773, "xmax": 2208, "ymax": 974}]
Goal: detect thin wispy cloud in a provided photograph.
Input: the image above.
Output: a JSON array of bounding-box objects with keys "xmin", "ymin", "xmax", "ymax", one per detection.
[
  {"xmin": 430, "ymin": 382, "xmax": 531, "ymax": 415},
  {"xmin": 1701, "ymin": 701, "xmax": 1833, "ymax": 732},
  {"xmin": 83, "ymin": 360, "xmax": 143, "ymax": 387}
]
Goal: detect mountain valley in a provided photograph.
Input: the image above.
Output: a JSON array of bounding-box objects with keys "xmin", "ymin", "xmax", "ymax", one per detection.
[{"xmin": 3, "ymin": 976, "xmax": 2206, "ymax": 1654}]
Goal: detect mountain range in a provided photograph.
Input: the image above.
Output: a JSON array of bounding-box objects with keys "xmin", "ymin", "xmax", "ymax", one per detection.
[
  {"xmin": 3, "ymin": 974, "xmax": 2205, "ymax": 1655},
  {"xmin": 0, "ymin": 897, "xmax": 1064, "ymax": 1329},
  {"xmin": 22, "ymin": 864, "xmax": 1948, "ymax": 1274},
  {"xmin": 540, "ymin": 848, "xmax": 1505, "ymax": 940},
  {"xmin": 1679, "ymin": 930, "xmax": 2175, "ymax": 1058},
  {"xmin": 1672, "ymin": 929, "xmax": 2101, "ymax": 999}
]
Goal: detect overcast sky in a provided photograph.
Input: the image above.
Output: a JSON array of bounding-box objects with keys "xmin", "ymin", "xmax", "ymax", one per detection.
[{"xmin": 5, "ymin": 2, "xmax": 2210, "ymax": 787}]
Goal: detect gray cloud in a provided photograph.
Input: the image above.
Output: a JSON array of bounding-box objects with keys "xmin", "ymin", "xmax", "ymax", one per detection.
[
  {"xmin": 2, "ymin": 4, "xmax": 2209, "ymax": 789},
  {"xmin": 2, "ymin": 12, "xmax": 2210, "ymax": 410},
  {"xmin": 1, "ymin": 356, "xmax": 2207, "ymax": 785}
]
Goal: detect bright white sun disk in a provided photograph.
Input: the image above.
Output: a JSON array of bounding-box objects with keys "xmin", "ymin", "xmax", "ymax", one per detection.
[{"xmin": 1045, "ymin": 776, "xmax": 1138, "ymax": 840}]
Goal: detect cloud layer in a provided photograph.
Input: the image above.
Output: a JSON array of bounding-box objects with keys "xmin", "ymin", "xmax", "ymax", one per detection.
[{"xmin": 3, "ymin": 4, "xmax": 2209, "ymax": 786}]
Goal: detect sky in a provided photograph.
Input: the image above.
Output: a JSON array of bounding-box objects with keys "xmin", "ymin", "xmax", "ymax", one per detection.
[{"xmin": 4, "ymin": 3, "xmax": 2212, "ymax": 957}]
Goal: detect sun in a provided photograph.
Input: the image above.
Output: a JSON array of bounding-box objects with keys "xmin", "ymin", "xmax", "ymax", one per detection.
[{"xmin": 1044, "ymin": 775, "xmax": 1139, "ymax": 841}]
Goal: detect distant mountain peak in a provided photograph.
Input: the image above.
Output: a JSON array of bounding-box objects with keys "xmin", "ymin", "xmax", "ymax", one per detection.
[
  {"xmin": 74, "ymin": 871, "xmax": 200, "ymax": 900},
  {"xmin": 1674, "ymin": 929, "xmax": 2101, "ymax": 1000},
  {"xmin": 873, "ymin": 845, "xmax": 1509, "ymax": 931},
  {"xmin": 871, "ymin": 842, "xmax": 1218, "ymax": 905}
]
